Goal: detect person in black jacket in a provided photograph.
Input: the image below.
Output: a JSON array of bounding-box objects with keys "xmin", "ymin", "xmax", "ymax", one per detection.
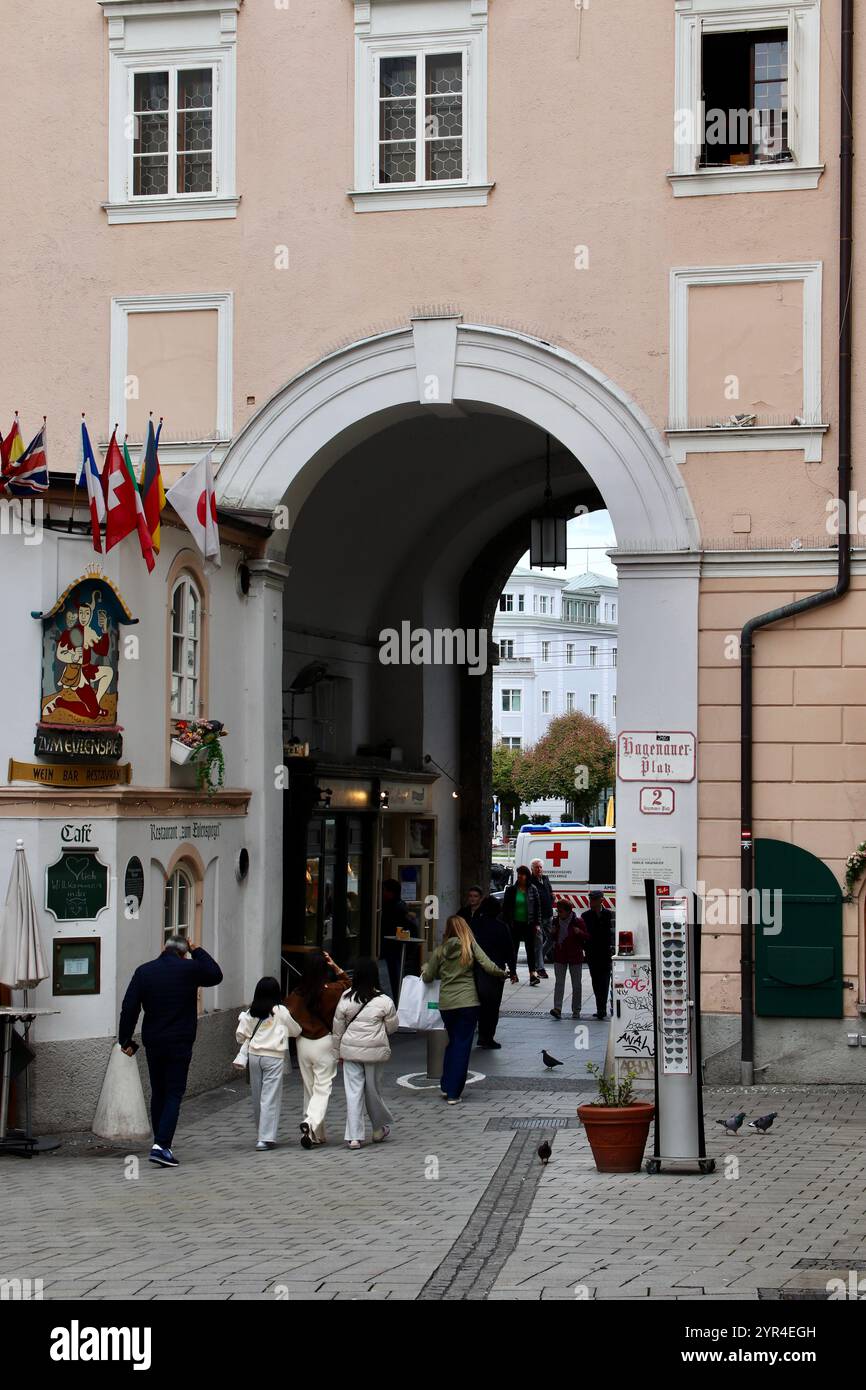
[
  {"xmin": 580, "ymin": 891, "xmax": 615, "ymax": 1019},
  {"xmin": 472, "ymin": 897, "xmax": 517, "ymax": 1048},
  {"xmin": 119, "ymin": 934, "xmax": 223, "ymax": 1167},
  {"xmin": 529, "ymin": 858, "xmax": 554, "ymax": 980},
  {"xmin": 501, "ymin": 866, "xmax": 542, "ymax": 984},
  {"xmin": 457, "ymin": 885, "xmax": 484, "ymax": 927}
]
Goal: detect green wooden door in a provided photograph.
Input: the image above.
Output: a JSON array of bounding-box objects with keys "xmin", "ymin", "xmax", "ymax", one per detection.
[{"xmin": 754, "ymin": 839, "xmax": 843, "ymax": 1019}]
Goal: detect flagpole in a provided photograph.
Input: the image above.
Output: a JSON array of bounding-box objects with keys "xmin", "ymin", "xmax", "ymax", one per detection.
[
  {"xmin": 68, "ymin": 413, "xmax": 83, "ymax": 533},
  {"xmin": 42, "ymin": 416, "xmax": 50, "ymax": 527}
]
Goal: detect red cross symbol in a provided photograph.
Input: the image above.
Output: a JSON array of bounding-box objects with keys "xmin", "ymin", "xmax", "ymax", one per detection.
[{"xmin": 546, "ymin": 842, "xmax": 568, "ymax": 868}]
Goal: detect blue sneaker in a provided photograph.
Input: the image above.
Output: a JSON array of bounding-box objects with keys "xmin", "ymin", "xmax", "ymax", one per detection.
[{"xmin": 149, "ymin": 1144, "xmax": 179, "ymax": 1167}]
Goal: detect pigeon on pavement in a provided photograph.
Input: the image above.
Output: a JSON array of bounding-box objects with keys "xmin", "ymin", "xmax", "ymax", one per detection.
[
  {"xmin": 748, "ymin": 1112, "xmax": 778, "ymax": 1133},
  {"xmin": 716, "ymin": 1111, "xmax": 746, "ymax": 1136},
  {"xmin": 537, "ymin": 1140, "xmax": 552, "ymax": 1166},
  {"xmin": 542, "ymin": 1050, "xmax": 563, "ymax": 1070}
]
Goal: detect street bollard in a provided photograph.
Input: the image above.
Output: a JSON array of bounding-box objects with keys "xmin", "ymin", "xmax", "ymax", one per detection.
[{"xmin": 426, "ymin": 1027, "xmax": 447, "ymax": 1080}]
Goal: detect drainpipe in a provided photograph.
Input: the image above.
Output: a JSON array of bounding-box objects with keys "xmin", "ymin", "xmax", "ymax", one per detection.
[{"xmin": 739, "ymin": 0, "xmax": 854, "ymax": 1086}]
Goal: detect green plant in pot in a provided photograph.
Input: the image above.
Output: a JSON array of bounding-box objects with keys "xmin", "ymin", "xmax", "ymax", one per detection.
[{"xmin": 577, "ymin": 1062, "xmax": 655, "ymax": 1174}]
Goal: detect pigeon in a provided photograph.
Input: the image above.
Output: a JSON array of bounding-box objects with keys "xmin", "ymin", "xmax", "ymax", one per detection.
[
  {"xmin": 537, "ymin": 1140, "xmax": 552, "ymax": 1166},
  {"xmin": 748, "ymin": 1112, "xmax": 778, "ymax": 1134},
  {"xmin": 716, "ymin": 1111, "xmax": 746, "ymax": 1136},
  {"xmin": 542, "ymin": 1050, "xmax": 563, "ymax": 1070}
]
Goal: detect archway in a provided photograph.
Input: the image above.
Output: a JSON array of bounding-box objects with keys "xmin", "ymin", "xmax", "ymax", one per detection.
[{"xmin": 219, "ymin": 319, "xmax": 701, "ymax": 951}]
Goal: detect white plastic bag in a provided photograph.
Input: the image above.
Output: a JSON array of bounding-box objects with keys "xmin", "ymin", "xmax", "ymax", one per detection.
[{"xmin": 398, "ymin": 974, "xmax": 443, "ymax": 1031}]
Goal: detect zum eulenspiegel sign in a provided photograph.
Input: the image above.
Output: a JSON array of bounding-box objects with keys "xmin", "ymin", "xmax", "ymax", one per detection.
[{"xmin": 8, "ymin": 569, "xmax": 138, "ymax": 788}]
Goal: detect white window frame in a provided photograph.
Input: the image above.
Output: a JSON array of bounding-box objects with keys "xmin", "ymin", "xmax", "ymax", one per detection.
[
  {"xmin": 612, "ymin": 647, "xmax": 618, "ymax": 668},
  {"xmin": 566, "ymin": 693, "xmax": 576, "ymax": 714},
  {"xmin": 517, "ymin": 593, "xmax": 525, "ymax": 612},
  {"xmin": 611, "ymin": 604, "xmax": 617, "ymax": 623},
  {"xmin": 668, "ymin": 261, "xmax": 825, "ymax": 462},
  {"xmin": 502, "ymin": 689, "xmax": 521, "ymax": 713},
  {"xmin": 589, "ymin": 645, "xmax": 598, "ymax": 668},
  {"xmin": 102, "ymin": 0, "xmax": 240, "ymax": 224},
  {"xmin": 541, "ymin": 641, "xmax": 551, "ymax": 663},
  {"xmin": 350, "ymin": 0, "xmax": 491, "ymax": 212},
  {"xmin": 170, "ymin": 573, "xmax": 203, "ymax": 720},
  {"xmin": 566, "ymin": 644, "xmax": 575, "ymax": 666},
  {"xmin": 541, "ymin": 690, "xmax": 551, "ymax": 714},
  {"xmin": 109, "ymin": 291, "xmax": 233, "ymax": 461},
  {"xmin": 589, "ymin": 693, "xmax": 599, "ymax": 718},
  {"xmin": 499, "ymin": 639, "xmax": 515, "ymax": 660},
  {"xmin": 671, "ymin": 0, "xmax": 822, "ymax": 197},
  {"xmin": 499, "ymin": 593, "xmax": 514, "ymax": 612},
  {"xmin": 611, "ymin": 694, "xmax": 617, "ymax": 719}
]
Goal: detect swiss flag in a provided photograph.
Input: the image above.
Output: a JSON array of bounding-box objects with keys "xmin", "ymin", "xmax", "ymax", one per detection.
[
  {"xmin": 165, "ymin": 449, "xmax": 221, "ymax": 566},
  {"xmin": 102, "ymin": 430, "xmax": 155, "ymax": 571}
]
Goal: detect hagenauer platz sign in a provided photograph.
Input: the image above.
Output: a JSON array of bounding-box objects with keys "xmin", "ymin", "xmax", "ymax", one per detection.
[{"xmin": 617, "ymin": 731, "xmax": 696, "ymax": 782}]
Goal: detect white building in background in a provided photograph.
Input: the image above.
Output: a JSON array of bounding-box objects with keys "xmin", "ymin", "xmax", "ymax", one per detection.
[{"xmin": 492, "ymin": 568, "xmax": 618, "ymax": 821}]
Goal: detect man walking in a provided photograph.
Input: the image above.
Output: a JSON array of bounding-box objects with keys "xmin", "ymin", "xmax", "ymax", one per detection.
[
  {"xmin": 580, "ymin": 890, "xmax": 615, "ymax": 1019},
  {"xmin": 457, "ymin": 884, "xmax": 484, "ymax": 927},
  {"xmin": 549, "ymin": 898, "xmax": 591, "ymax": 1020},
  {"xmin": 530, "ymin": 858, "xmax": 553, "ymax": 980},
  {"xmin": 119, "ymin": 934, "xmax": 223, "ymax": 1167}
]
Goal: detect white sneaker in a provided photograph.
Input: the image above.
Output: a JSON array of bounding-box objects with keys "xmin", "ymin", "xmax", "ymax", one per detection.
[{"xmin": 348, "ymin": 1139, "xmax": 362, "ymax": 1150}]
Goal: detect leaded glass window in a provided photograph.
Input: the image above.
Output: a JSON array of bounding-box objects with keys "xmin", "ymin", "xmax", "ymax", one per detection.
[
  {"xmin": 133, "ymin": 67, "xmax": 214, "ymax": 198},
  {"xmin": 377, "ymin": 51, "xmax": 465, "ymax": 186}
]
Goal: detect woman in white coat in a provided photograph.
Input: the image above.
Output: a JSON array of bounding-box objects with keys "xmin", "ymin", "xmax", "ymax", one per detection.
[
  {"xmin": 235, "ymin": 977, "xmax": 301, "ymax": 1150},
  {"xmin": 332, "ymin": 957, "xmax": 399, "ymax": 1150}
]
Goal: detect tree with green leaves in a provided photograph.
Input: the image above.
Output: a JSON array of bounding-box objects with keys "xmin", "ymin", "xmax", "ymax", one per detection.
[
  {"xmin": 491, "ymin": 741, "xmax": 522, "ymax": 835},
  {"xmin": 512, "ymin": 711, "xmax": 614, "ymax": 820}
]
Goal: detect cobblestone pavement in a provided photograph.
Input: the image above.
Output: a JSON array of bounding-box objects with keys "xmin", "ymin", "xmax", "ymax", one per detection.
[{"xmin": 2, "ymin": 1016, "xmax": 865, "ymax": 1302}]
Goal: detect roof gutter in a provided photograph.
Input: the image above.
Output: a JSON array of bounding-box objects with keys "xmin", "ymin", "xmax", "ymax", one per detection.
[{"xmin": 739, "ymin": 0, "xmax": 854, "ymax": 1085}]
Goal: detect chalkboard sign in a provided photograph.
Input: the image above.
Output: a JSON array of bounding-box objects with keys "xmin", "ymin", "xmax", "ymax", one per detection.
[
  {"xmin": 45, "ymin": 849, "xmax": 110, "ymax": 922},
  {"xmin": 124, "ymin": 856, "xmax": 145, "ymax": 916}
]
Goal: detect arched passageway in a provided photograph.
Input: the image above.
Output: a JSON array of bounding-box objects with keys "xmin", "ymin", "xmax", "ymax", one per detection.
[{"xmin": 219, "ymin": 320, "xmax": 700, "ymax": 965}]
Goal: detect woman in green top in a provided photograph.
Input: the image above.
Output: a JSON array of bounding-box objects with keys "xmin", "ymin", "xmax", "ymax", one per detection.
[
  {"xmin": 422, "ymin": 915, "xmax": 506, "ymax": 1103},
  {"xmin": 502, "ymin": 866, "xmax": 543, "ymax": 985}
]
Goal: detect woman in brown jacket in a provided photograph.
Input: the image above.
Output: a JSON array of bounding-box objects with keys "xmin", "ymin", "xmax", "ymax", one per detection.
[{"xmin": 286, "ymin": 950, "xmax": 350, "ymax": 1149}]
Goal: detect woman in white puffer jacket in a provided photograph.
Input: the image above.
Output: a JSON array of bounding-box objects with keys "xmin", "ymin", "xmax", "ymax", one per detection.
[{"xmin": 332, "ymin": 958, "xmax": 399, "ymax": 1150}]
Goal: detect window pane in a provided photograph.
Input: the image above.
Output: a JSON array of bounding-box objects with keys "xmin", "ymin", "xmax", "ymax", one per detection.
[
  {"xmin": 380, "ymin": 56, "xmax": 416, "ymax": 98},
  {"xmin": 380, "ymin": 98, "xmax": 415, "ymax": 143},
  {"xmin": 426, "ymin": 53, "xmax": 461, "ymax": 97},
  {"xmin": 172, "ymin": 635, "xmax": 183, "ymax": 676},
  {"xmin": 379, "ymin": 142, "xmax": 416, "ymax": 184},
  {"xmin": 185, "ymin": 679, "xmax": 196, "ymax": 717},
  {"xmin": 163, "ymin": 882, "xmax": 173, "ymax": 935},
  {"xmin": 187, "ymin": 589, "xmax": 199, "ymax": 639},
  {"xmin": 172, "ymin": 584, "xmax": 184, "ymax": 634},
  {"xmin": 176, "ymin": 873, "xmax": 188, "ymax": 929},
  {"xmin": 133, "ymin": 154, "xmax": 169, "ymax": 197},
  {"xmin": 178, "ymin": 69, "xmax": 212, "ymax": 109},
  {"xmin": 171, "ymin": 675, "xmax": 180, "ymax": 716},
  {"xmin": 185, "ymin": 638, "xmax": 197, "ymax": 675},
  {"xmin": 135, "ymin": 71, "xmax": 169, "ymax": 113},
  {"xmin": 425, "ymin": 139, "xmax": 462, "ymax": 181},
  {"xmin": 134, "ymin": 113, "xmax": 169, "ymax": 156}
]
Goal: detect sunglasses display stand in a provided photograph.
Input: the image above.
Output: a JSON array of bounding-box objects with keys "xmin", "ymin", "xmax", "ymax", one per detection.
[{"xmin": 643, "ymin": 879, "xmax": 714, "ymax": 1175}]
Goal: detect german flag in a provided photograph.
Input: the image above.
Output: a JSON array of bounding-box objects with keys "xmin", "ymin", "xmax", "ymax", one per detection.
[{"xmin": 139, "ymin": 416, "xmax": 166, "ymax": 553}]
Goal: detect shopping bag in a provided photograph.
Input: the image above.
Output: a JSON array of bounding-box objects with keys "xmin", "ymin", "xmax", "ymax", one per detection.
[{"xmin": 398, "ymin": 975, "xmax": 443, "ymax": 1031}]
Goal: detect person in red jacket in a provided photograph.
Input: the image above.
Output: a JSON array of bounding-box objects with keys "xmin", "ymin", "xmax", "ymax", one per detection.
[{"xmin": 549, "ymin": 899, "xmax": 591, "ymax": 1020}]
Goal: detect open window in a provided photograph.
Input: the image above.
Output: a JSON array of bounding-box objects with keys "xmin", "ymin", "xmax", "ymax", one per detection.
[{"xmin": 700, "ymin": 29, "xmax": 790, "ymax": 167}]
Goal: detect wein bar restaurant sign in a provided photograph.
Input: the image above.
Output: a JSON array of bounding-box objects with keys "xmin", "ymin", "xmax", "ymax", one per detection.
[{"xmin": 617, "ymin": 731, "xmax": 696, "ymax": 782}]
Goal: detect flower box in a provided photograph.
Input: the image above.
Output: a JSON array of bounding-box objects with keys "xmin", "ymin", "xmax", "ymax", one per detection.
[{"xmin": 170, "ymin": 739, "xmax": 194, "ymax": 765}]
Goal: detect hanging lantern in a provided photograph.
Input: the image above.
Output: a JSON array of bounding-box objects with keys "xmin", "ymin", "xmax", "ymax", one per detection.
[{"xmin": 529, "ymin": 435, "xmax": 567, "ymax": 569}]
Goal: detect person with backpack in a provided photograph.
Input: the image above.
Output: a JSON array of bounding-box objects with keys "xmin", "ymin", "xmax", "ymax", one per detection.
[
  {"xmin": 332, "ymin": 957, "xmax": 399, "ymax": 1150},
  {"xmin": 286, "ymin": 949, "xmax": 350, "ymax": 1149},
  {"xmin": 422, "ymin": 916, "xmax": 506, "ymax": 1102},
  {"xmin": 235, "ymin": 977, "xmax": 301, "ymax": 1150}
]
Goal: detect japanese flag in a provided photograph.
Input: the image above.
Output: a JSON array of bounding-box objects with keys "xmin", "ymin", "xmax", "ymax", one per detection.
[{"xmin": 165, "ymin": 449, "xmax": 221, "ymax": 566}]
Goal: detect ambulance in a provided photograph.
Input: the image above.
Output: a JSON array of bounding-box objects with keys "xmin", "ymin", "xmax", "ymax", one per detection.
[{"xmin": 510, "ymin": 823, "xmax": 616, "ymax": 912}]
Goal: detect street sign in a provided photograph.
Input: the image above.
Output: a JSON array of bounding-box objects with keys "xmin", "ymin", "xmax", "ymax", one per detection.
[
  {"xmin": 639, "ymin": 786, "xmax": 676, "ymax": 815},
  {"xmin": 617, "ymin": 731, "xmax": 695, "ymax": 782}
]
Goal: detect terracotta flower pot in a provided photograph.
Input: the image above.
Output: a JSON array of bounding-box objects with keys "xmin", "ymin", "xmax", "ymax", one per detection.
[{"xmin": 577, "ymin": 1100, "xmax": 655, "ymax": 1173}]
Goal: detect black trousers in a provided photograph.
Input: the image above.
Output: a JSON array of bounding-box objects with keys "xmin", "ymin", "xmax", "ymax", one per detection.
[
  {"xmin": 145, "ymin": 1046, "xmax": 193, "ymax": 1148},
  {"xmin": 587, "ymin": 957, "xmax": 611, "ymax": 1017},
  {"xmin": 510, "ymin": 924, "xmax": 538, "ymax": 978},
  {"xmin": 477, "ymin": 977, "xmax": 505, "ymax": 1043}
]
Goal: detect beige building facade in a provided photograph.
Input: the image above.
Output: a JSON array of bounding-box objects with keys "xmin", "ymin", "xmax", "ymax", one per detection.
[{"xmin": 1, "ymin": 0, "xmax": 864, "ymax": 1123}]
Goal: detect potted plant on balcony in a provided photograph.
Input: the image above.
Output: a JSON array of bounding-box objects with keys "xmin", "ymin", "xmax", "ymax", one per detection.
[
  {"xmin": 170, "ymin": 719, "xmax": 228, "ymax": 795},
  {"xmin": 577, "ymin": 1062, "xmax": 655, "ymax": 1174}
]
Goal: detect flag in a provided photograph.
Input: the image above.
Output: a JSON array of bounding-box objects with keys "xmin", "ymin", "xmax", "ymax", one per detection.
[
  {"xmin": 165, "ymin": 450, "xmax": 221, "ymax": 566},
  {"xmin": 103, "ymin": 430, "xmax": 155, "ymax": 572},
  {"xmin": 1, "ymin": 414, "xmax": 24, "ymax": 480},
  {"xmin": 5, "ymin": 423, "xmax": 48, "ymax": 495},
  {"xmin": 78, "ymin": 420, "xmax": 105, "ymax": 553},
  {"xmin": 139, "ymin": 417, "xmax": 166, "ymax": 553}
]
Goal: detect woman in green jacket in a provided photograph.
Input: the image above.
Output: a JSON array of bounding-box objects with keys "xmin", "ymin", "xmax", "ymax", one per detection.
[{"xmin": 422, "ymin": 915, "xmax": 506, "ymax": 1103}]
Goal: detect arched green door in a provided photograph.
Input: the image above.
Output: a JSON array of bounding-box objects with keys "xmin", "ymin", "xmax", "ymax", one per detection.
[{"xmin": 755, "ymin": 839, "xmax": 843, "ymax": 1018}]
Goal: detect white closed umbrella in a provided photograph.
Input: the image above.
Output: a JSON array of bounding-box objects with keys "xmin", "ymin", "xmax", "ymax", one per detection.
[
  {"xmin": 0, "ymin": 839, "xmax": 49, "ymax": 1145},
  {"xmin": 0, "ymin": 840, "xmax": 48, "ymax": 991}
]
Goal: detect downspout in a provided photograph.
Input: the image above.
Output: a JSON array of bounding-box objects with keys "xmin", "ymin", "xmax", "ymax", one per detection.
[{"xmin": 739, "ymin": 0, "xmax": 854, "ymax": 1086}]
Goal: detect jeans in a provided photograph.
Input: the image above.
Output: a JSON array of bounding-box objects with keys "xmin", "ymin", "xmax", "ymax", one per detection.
[
  {"xmin": 553, "ymin": 962, "xmax": 583, "ymax": 1016},
  {"xmin": 296, "ymin": 1034, "xmax": 338, "ymax": 1141},
  {"xmin": 440, "ymin": 1006, "xmax": 480, "ymax": 1099},
  {"xmin": 248, "ymin": 1053, "xmax": 285, "ymax": 1143},
  {"xmin": 342, "ymin": 1060, "xmax": 394, "ymax": 1142},
  {"xmin": 145, "ymin": 1046, "xmax": 193, "ymax": 1149}
]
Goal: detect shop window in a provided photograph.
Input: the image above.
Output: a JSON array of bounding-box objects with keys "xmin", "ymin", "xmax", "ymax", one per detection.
[{"xmin": 170, "ymin": 573, "xmax": 203, "ymax": 719}]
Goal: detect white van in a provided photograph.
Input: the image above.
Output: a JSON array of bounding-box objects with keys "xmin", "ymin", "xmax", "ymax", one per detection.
[{"xmin": 510, "ymin": 824, "xmax": 616, "ymax": 913}]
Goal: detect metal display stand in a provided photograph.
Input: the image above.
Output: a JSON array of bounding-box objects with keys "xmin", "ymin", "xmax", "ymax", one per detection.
[
  {"xmin": 0, "ymin": 1007, "xmax": 62, "ymax": 1158},
  {"xmin": 643, "ymin": 880, "xmax": 714, "ymax": 1175}
]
